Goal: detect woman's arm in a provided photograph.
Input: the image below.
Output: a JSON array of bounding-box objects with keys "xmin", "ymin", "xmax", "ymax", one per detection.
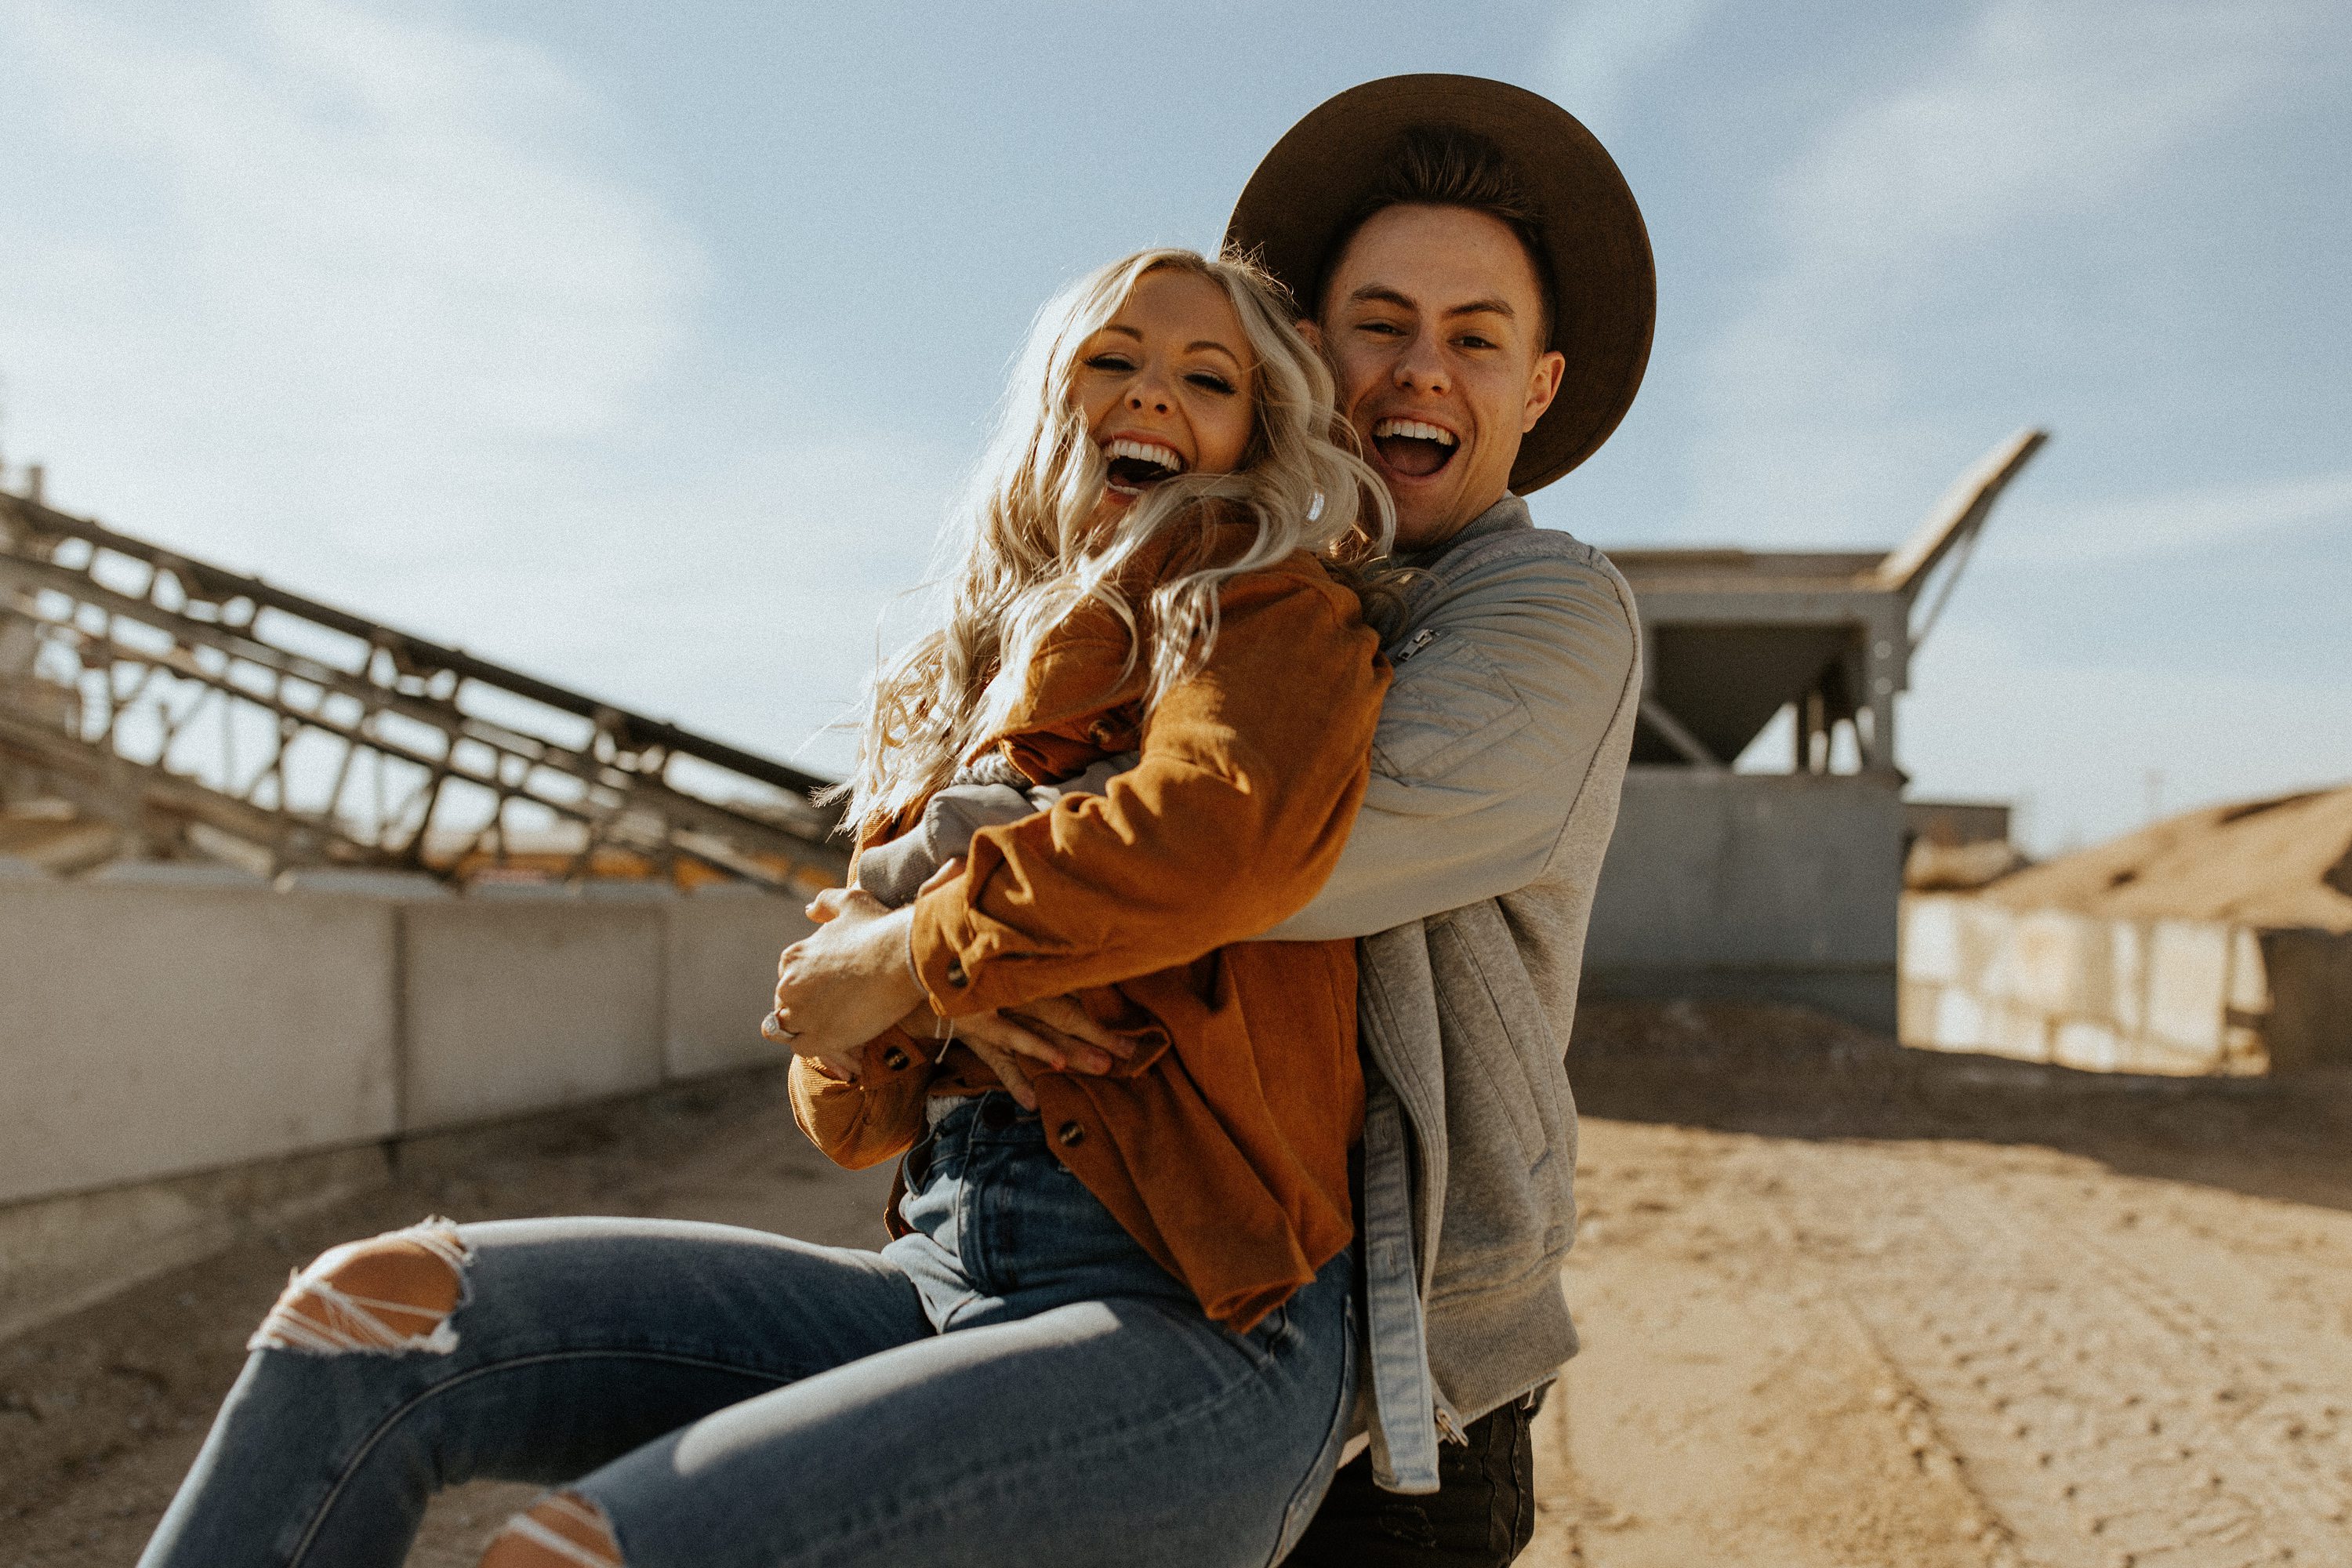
[
  {"xmin": 905, "ymin": 560, "xmax": 1388, "ymax": 1018},
  {"xmin": 768, "ymin": 558, "xmax": 1385, "ymax": 1056}
]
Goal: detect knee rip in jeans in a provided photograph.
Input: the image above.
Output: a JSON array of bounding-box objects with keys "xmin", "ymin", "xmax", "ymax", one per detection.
[
  {"xmin": 248, "ymin": 1217, "xmax": 472, "ymax": 1356},
  {"xmin": 479, "ymin": 1491, "xmax": 625, "ymax": 1568}
]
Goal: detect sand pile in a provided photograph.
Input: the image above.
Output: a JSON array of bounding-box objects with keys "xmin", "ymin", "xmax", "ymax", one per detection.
[{"xmin": 1985, "ymin": 782, "xmax": 2352, "ymax": 933}]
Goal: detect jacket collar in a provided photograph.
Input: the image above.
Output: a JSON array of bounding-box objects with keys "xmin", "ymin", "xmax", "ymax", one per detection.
[{"xmin": 1398, "ymin": 494, "xmax": 1532, "ymax": 571}]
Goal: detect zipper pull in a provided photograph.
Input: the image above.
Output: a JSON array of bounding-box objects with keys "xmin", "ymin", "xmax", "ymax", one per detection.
[{"xmin": 1392, "ymin": 627, "xmax": 1438, "ymax": 665}]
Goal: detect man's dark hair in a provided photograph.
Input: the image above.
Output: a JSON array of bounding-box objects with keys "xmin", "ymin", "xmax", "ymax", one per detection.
[{"xmin": 1319, "ymin": 127, "xmax": 1557, "ymax": 351}]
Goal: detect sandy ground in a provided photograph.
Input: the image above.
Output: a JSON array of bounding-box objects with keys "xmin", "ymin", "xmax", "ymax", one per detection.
[{"xmin": 6, "ymin": 1003, "xmax": 2350, "ymax": 1567}]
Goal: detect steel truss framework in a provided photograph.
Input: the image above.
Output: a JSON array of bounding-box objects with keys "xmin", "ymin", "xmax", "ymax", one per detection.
[{"xmin": 0, "ymin": 492, "xmax": 847, "ymax": 888}]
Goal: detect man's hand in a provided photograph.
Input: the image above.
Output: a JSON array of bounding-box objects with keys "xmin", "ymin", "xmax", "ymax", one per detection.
[
  {"xmin": 902, "ymin": 995, "xmax": 1134, "ymax": 1111},
  {"xmin": 765, "ymin": 886, "xmax": 924, "ymax": 1073}
]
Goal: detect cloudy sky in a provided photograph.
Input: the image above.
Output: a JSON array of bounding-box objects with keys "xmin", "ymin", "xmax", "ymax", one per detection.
[{"xmin": 2, "ymin": 0, "xmax": 2346, "ymax": 851}]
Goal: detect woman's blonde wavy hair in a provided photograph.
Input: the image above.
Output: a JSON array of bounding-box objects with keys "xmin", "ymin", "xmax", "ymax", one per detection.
[{"xmin": 840, "ymin": 246, "xmax": 1396, "ymax": 841}]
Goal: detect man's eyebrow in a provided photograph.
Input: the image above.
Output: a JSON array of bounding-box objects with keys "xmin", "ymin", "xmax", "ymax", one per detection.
[{"xmin": 1345, "ymin": 286, "xmax": 1517, "ymax": 322}]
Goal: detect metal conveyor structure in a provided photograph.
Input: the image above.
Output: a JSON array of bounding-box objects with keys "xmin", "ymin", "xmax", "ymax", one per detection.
[{"xmin": 0, "ymin": 491, "xmax": 848, "ymax": 888}]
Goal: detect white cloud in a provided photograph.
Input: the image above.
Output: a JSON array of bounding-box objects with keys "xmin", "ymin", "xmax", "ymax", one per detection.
[
  {"xmin": 1548, "ymin": 0, "xmax": 1727, "ymax": 136},
  {"xmin": 1685, "ymin": 0, "xmax": 2315, "ymax": 542},
  {"xmin": 4, "ymin": 0, "xmax": 699, "ymax": 561},
  {"xmin": 1, "ymin": 0, "xmax": 964, "ymax": 771},
  {"xmin": 2003, "ymin": 468, "xmax": 2352, "ymax": 564}
]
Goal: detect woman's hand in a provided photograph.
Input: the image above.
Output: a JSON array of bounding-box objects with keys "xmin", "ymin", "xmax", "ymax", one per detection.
[
  {"xmin": 765, "ymin": 886, "xmax": 926, "ymax": 1074},
  {"xmin": 770, "ymin": 858, "xmax": 1131, "ymax": 1105}
]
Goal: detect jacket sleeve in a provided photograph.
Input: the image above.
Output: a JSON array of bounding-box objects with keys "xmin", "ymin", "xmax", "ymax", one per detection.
[
  {"xmin": 907, "ymin": 567, "xmax": 1387, "ymax": 1016},
  {"xmin": 786, "ymin": 1027, "xmax": 936, "ymax": 1170},
  {"xmin": 1260, "ymin": 546, "xmax": 1639, "ymax": 942}
]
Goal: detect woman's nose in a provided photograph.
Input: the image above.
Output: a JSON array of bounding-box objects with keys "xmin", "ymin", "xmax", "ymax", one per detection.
[{"xmin": 1127, "ymin": 383, "xmax": 1171, "ymax": 414}]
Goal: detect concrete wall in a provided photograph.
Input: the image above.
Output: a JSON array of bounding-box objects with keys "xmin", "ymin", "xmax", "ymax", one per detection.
[
  {"xmin": 0, "ymin": 880, "xmax": 814, "ymax": 1209},
  {"xmin": 1584, "ymin": 768, "xmax": 1905, "ymax": 1031},
  {"xmin": 0, "ymin": 882, "xmax": 400, "ymax": 1203},
  {"xmin": 1897, "ymin": 893, "xmax": 2280, "ymax": 1075},
  {"xmin": 666, "ymin": 891, "xmax": 822, "ymax": 1079},
  {"xmin": 403, "ymin": 899, "xmax": 669, "ymax": 1131}
]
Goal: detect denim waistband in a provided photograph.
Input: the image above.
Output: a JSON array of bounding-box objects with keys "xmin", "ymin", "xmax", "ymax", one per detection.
[{"xmin": 887, "ymin": 1091, "xmax": 1194, "ymax": 1331}]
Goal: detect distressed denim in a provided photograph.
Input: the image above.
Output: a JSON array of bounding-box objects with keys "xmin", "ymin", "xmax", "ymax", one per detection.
[{"xmin": 140, "ymin": 1091, "xmax": 1355, "ymax": 1568}]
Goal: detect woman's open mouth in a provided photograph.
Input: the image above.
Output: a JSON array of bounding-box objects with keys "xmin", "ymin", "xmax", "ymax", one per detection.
[
  {"xmin": 1104, "ymin": 437, "xmax": 1187, "ymax": 494},
  {"xmin": 1371, "ymin": 418, "xmax": 1459, "ymax": 480}
]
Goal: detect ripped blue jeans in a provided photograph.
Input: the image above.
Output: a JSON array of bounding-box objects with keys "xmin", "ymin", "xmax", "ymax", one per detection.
[{"xmin": 138, "ymin": 1091, "xmax": 1355, "ymax": 1568}]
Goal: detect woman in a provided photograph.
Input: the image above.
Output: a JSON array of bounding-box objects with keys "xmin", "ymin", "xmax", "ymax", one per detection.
[{"xmin": 139, "ymin": 248, "xmax": 1394, "ymax": 1568}]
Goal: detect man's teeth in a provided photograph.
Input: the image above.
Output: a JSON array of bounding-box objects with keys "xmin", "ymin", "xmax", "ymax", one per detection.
[
  {"xmin": 1372, "ymin": 419, "xmax": 1457, "ymax": 447},
  {"xmin": 1105, "ymin": 438, "xmax": 1185, "ymax": 472}
]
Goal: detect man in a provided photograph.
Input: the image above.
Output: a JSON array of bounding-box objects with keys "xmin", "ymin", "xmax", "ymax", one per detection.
[{"xmin": 1230, "ymin": 77, "xmax": 1653, "ymax": 1563}]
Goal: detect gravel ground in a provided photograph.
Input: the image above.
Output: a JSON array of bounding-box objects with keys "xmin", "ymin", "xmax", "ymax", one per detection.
[{"xmin": 6, "ymin": 1004, "xmax": 2349, "ymax": 1567}]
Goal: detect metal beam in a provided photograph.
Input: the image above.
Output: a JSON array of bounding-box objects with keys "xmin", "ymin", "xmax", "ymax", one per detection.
[
  {"xmin": 1, "ymin": 492, "xmax": 850, "ymax": 885},
  {"xmin": 1871, "ymin": 427, "xmax": 2049, "ymax": 601},
  {"xmin": 1639, "ymin": 698, "xmax": 1726, "ymax": 771}
]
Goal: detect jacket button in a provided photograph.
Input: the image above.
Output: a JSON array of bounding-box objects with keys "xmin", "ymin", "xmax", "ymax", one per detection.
[
  {"xmin": 945, "ymin": 957, "xmax": 967, "ymax": 987},
  {"xmin": 881, "ymin": 1045, "xmax": 909, "ymax": 1072},
  {"xmin": 1057, "ymin": 1120, "xmax": 1086, "ymax": 1148},
  {"xmin": 1087, "ymin": 720, "xmax": 1118, "ymax": 746}
]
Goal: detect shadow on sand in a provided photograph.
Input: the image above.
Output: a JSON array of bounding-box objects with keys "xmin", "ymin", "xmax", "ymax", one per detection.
[{"xmin": 1566, "ymin": 998, "xmax": 2352, "ymax": 1217}]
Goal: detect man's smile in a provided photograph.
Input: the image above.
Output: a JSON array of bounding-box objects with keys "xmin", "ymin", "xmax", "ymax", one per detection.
[
  {"xmin": 1370, "ymin": 416, "xmax": 1460, "ymax": 481},
  {"xmin": 1102, "ymin": 436, "xmax": 1189, "ymax": 494}
]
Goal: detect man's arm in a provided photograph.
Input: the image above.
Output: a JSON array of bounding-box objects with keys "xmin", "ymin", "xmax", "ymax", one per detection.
[{"xmin": 1262, "ymin": 542, "xmax": 1638, "ymax": 942}]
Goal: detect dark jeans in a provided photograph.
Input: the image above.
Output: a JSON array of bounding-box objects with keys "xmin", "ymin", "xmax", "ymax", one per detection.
[{"xmin": 1283, "ymin": 1392, "xmax": 1541, "ymax": 1567}]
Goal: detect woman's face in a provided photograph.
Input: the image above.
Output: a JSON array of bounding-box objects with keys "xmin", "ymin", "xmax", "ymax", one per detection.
[{"xmin": 1074, "ymin": 268, "xmax": 1257, "ymax": 503}]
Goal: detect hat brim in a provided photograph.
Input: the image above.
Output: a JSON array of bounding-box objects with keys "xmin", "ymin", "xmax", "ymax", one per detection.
[{"xmin": 1225, "ymin": 74, "xmax": 1656, "ymax": 496}]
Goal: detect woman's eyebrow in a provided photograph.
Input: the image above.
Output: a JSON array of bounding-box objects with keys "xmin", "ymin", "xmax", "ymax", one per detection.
[{"xmin": 1186, "ymin": 340, "xmax": 1243, "ymax": 365}]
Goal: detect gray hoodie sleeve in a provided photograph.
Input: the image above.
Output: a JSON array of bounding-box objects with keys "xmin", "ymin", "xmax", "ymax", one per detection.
[
  {"xmin": 853, "ymin": 754, "xmax": 1139, "ymax": 909},
  {"xmin": 1259, "ymin": 544, "xmax": 1639, "ymax": 942}
]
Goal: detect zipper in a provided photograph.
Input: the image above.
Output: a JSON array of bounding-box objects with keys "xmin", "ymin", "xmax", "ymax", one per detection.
[{"xmin": 1392, "ymin": 627, "xmax": 1438, "ymax": 665}]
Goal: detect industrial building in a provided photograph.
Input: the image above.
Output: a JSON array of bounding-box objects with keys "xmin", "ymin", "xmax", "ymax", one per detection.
[{"xmin": 1586, "ymin": 429, "xmax": 2046, "ymax": 1030}]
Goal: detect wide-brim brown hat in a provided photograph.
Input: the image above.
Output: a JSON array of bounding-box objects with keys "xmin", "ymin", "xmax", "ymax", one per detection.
[{"xmin": 1226, "ymin": 74, "xmax": 1655, "ymax": 495}]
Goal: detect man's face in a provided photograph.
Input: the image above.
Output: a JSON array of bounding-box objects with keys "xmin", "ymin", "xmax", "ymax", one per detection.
[{"xmin": 1314, "ymin": 204, "xmax": 1567, "ymax": 550}]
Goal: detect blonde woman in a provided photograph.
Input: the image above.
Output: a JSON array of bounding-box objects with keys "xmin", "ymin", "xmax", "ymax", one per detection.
[{"xmin": 140, "ymin": 249, "xmax": 1393, "ymax": 1568}]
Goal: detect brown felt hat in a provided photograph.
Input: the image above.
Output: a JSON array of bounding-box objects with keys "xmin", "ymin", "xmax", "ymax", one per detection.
[{"xmin": 1226, "ymin": 74, "xmax": 1656, "ymax": 495}]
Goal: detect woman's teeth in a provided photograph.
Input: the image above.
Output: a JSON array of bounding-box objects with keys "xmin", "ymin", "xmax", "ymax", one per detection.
[{"xmin": 1104, "ymin": 437, "xmax": 1186, "ymax": 493}]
